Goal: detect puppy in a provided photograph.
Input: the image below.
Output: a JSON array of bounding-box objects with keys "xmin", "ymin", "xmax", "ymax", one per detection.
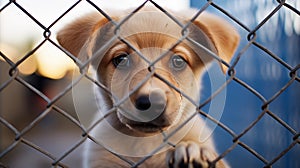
[{"xmin": 57, "ymin": 7, "xmax": 239, "ymax": 168}]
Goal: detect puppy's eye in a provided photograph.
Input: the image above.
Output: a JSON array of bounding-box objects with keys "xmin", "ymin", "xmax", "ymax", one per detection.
[
  {"xmin": 112, "ymin": 53, "xmax": 131, "ymax": 69},
  {"xmin": 170, "ymin": 55, "xmax": 187, "ymax": 71}
]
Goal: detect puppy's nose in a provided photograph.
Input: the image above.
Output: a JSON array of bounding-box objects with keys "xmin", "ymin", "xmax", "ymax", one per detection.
[
  {"xmin": 135, "ymin": 95, "xmax": 151, "ymax": 111},
  {"xmin": 134, "ymin": 89, "xmax": 166, "ymax": 112}
]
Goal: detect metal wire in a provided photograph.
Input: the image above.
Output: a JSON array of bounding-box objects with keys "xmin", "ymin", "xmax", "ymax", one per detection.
[{"xmin": 0, "ymin": 0, "xmax": 299, "ymax": 168}]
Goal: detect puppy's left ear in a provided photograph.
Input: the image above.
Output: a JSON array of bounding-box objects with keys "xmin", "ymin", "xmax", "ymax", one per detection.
[
  {"xmin": 193, "ymin": 13, "xmax": 240, "ymax": 73},
  {"xmin": 56, "ymin": 13, "xmax": 108, "ymax": 57}
]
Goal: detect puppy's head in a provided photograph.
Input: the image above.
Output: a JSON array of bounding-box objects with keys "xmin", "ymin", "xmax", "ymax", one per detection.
[{"xmin": 57, "ymin": 9, "xmax": 239, "ymax": 135}]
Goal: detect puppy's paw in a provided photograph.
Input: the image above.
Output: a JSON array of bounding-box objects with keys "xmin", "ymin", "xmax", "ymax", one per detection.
[{"xmin": 167, "ymin": 141, "xmax": 226, "ymax": 168}]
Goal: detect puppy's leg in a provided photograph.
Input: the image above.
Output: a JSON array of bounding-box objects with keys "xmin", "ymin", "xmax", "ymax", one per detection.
[{"xmin": 167, "ymin": 141, "xmax": 227, "ymax": 168}]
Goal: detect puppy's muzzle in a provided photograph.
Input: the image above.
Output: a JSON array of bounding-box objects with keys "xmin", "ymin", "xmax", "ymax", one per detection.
[
  {"xmin": 123, "ymin": 88, "xmax": 173, "ymax": 132},
  {"xmin": 116, "ymin": 69, "xmax": 181, "ymax": 133}
]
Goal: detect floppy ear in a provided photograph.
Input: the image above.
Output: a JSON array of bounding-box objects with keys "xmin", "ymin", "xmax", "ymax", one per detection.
[
  {"xmin": 56, "ymin": 13, "xmax": 109, "ymax": 57},
  {"xmin": 193, "ymin": 13, "xmax": 240, "ymax": 73}
]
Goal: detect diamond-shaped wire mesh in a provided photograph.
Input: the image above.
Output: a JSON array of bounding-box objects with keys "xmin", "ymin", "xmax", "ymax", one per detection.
[{"xmin": 0, "ymin": 0, "xmax": 299, "ymax": 168}]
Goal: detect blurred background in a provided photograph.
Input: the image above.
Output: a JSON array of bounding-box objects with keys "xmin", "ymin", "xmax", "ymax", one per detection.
[{"xmin": 0, "ymin": 0, "xmax": 299, "ymax": 167}]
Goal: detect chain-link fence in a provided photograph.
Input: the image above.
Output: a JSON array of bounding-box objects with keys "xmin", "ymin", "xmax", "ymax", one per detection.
[{"xmin": 0, "ymin": 0, "xmax": 299, "ymax": 168}]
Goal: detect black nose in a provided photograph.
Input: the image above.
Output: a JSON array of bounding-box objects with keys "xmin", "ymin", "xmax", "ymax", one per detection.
[
  {"xmin": 135, "ymin": 95, "xmax": 151, "ymax": 111},
  {"xmin": 134, "ymin": 90, "xmax": 167, "ymax": 112}
]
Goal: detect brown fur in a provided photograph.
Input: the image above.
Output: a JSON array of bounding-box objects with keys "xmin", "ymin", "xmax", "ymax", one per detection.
[{"xmin": 57, "ymin": 7, "xmax": 239, "ymax": 168}]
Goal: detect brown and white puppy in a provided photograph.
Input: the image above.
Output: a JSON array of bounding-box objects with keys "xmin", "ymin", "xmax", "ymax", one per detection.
[{"xmin": 57, "ymin": 7, "xmax": 239, "ymax": 168}]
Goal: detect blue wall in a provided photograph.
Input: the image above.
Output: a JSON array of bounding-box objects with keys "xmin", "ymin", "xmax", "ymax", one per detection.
[{"xmin": 190, "ymin": 0, "xmax": 300, "ymax": 167}]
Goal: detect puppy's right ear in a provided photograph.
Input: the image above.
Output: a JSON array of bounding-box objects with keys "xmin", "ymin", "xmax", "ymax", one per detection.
[
  {"xmin": 56, "ymin": 13, "xmax": 108, "ymax": 57},
  {"xmin": 193, "ymin": 12, "xmax": 240, "ymax": 74}
]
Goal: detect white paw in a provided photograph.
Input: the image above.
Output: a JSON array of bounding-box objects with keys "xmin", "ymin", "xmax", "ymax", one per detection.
[{"xmin": 167, "ymin": 141, "xmax": 226, "ymax": 168}]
